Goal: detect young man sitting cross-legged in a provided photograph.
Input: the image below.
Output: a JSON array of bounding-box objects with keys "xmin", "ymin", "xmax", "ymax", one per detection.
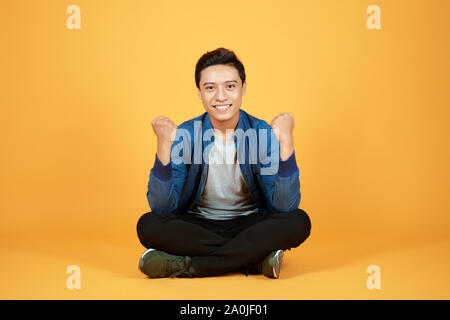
[{"xmin": 136, "ymin": 48, "xmax": 311, "ymax": 279}]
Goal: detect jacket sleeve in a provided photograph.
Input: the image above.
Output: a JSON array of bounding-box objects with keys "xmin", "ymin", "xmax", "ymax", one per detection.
[
  {"xmin": 146, "ymin": 137, "xmax": 188, "ymax": 214},
  {"xmin": 258, "ymin": 124, "xmax": 301, "ymax": 213}
]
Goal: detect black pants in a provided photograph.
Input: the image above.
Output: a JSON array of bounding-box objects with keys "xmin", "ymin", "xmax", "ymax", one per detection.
[{"xmin": 136, "ymin": 209, "xmax": 311, "ymax": 277}]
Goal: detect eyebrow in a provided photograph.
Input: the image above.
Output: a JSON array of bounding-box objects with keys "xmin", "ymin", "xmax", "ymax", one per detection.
[{"xmin": 202, "ymin": 80, "xmax": 239, "ymax": 87}]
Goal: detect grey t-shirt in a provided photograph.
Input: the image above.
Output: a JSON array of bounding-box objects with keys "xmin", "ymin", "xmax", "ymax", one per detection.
[{"xmin": 188, "ymin": 136, "xmax": 259, "ymax": 220}]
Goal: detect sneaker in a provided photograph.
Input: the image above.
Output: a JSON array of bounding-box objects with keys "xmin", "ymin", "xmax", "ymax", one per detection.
[
  {"xmin": 138, "ymin": 248, "xmax": 194, "ymax": 278},
  {"xmin": 261, "ymin": 250, "xmax": 284, "ymax": 279}
]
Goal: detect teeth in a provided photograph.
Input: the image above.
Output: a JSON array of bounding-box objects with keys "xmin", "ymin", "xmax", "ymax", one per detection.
[{"xmin": 215, "ymin": 105, "xmax": 231, "ymax": 109}]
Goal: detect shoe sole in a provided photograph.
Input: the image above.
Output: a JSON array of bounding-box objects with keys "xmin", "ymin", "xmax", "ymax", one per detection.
[{"xmin": 271, "ymin": 250, "xmax": 284, "ymax": 279}]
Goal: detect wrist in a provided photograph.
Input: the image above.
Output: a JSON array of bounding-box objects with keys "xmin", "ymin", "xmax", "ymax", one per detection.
[
  {"xmin": 280, "ymin": 145, "xmax": 294, "ymax": 161},
  {"xmin": 278, "ymin": 132, "xmax": 293, "ymax": 145},
  {"xmin": 157, "ymin": 139, "xmax": 172, "ymax": 165},
  {"xmin": 279, "ymin": 135, "xmax": 294, "ymax": 161}
]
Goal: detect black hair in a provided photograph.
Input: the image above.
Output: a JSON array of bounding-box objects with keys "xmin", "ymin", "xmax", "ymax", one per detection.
[{"xmin": 195, "ymin": 47, "xmax": 246, "ymax": 88}]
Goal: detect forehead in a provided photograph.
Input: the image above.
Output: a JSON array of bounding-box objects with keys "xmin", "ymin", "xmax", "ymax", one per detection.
[{"xmin": 199, "ymin": 64, "xmax": 240, "ymax": 84}]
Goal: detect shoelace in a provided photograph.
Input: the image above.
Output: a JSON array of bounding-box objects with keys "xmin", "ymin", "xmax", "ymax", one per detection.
[{"xmin": 169, "ymin": 256, "xmax": 193, "ymax": 278}]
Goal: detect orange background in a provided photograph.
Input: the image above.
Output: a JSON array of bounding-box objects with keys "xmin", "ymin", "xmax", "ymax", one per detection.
[{"xmin": 1, "ymin": 0, "xmax": 449, "ymax": 299}]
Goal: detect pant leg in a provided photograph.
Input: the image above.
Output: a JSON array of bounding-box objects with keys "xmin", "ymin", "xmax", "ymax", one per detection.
[
  {"xmin": 189, "ymin": 208, "xmax": 311, "ymax": 277},
  {"xmin": 136, "ymin": 212, "xmax": 230, "ymax": 256}
]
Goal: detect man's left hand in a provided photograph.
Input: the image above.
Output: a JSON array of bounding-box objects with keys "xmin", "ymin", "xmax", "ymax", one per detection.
[
  {"xmin": 270, "ymin": 113, "xmax": 295, "ymax": 160},
  {"xmin": 270, "ymin": 113, "xmax": 295, "ymax": 143}
]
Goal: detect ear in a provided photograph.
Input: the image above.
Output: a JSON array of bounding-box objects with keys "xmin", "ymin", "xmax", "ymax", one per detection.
[
  {"xmin": 242, "ymin": 81, "xmax": 247, "ymax": 96},
  {"xmin": 197, "ymin": 87, "xmax": 202, "ymax": 100}
]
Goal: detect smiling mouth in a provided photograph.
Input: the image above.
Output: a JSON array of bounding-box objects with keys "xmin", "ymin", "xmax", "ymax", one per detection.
[{"xmin": 213, "ymin": 104, "xmax": 232, "ymax": 111}]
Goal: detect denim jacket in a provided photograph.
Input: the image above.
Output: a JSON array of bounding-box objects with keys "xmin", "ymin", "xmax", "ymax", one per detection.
[{"xmin": 147, "ymin": 109, "xmax": 301, "ymax": 214}]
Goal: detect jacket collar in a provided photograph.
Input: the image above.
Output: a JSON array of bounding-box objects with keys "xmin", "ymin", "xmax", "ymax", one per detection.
[
  {"xmin": 201, "ymin": 109, "xmax": 249, "ymax": 141},
  {"xmin": 200, "ymin": 109, "xmax": 251, "ymax": 171}
]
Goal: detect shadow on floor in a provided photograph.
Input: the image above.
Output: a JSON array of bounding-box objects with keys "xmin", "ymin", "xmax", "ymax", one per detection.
[{"xmin": 7, "ymin": 230, "xmax": 438, "ymax": 281}]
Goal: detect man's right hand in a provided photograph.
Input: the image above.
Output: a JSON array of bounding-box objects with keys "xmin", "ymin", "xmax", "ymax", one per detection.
[
  {"xmin": 151, "ymin": 116, "xmax": 178, "ymax": 165},
  {"xmin": 151, "ymin": 116, "xmax": 178, "ymax": 143}
]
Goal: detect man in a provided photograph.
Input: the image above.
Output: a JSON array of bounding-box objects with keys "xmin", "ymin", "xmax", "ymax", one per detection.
[{"xmin": 136, "ymin": 48, "xmax": 311, "ymax": 279}]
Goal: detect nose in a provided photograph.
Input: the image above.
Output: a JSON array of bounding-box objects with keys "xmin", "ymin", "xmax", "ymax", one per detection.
[{"xmin": 215, "ymin": 86, "xmax": 227, "ymax": 101}]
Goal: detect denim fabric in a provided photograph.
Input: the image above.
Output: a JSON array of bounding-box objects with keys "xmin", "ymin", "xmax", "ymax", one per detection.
[{"xmin": 147, "ymin": 109, "xmax": 301, "ymax": 214}]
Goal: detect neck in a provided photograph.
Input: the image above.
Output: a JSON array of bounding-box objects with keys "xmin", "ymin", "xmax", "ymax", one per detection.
[{"xmin": 209, "ymin": 113, "xmax": 239, "ymax": 142}]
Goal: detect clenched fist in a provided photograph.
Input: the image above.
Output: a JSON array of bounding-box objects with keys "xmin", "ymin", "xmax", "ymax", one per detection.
[
  {"xmin": 151, "ymin": 116, "xmax": 178, "ymax": 144},
  {"xmin": 270, "ymin": 113, "xmax": 295, "ymax": 143},
  {"xmin": 151, "ymin": 116, "xmax": 178, "ymax": 165},
  {"xmin": 270, "ymin": 113, "xmax": 295, "ymax": 161}
]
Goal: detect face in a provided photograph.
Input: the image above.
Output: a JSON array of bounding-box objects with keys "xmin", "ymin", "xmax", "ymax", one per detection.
[{"xmin": 197, "ymin": 64, "xmax": 246, "ymax": 129}]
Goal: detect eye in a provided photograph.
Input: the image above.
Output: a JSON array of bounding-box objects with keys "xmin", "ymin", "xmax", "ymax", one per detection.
[
  {"xmin": 226, "ymin": 84, "xmax": 236, "ymax": 89},
  {"xmin": 206, "ymin": 86, "xmax": 215, "ymax": 91}
]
